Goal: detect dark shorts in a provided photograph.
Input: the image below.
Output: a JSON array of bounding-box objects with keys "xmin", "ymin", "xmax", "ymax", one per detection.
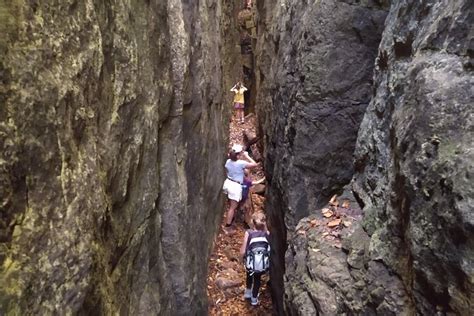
[
  {"xmin": 242, "ymin": 185, "xmax": 250, "ymax": 202},
  {"xmin": 234, "ymin": 102, "xmax": 244, "ymax": 109}
]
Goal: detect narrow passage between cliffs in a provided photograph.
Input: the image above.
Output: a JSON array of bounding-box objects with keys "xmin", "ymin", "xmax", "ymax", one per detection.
[{"xmin": 206, "ymin": 113, "xmax": 273, "ymax": 315}]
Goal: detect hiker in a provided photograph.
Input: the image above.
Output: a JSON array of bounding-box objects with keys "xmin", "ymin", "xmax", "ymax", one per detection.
[
  {"xmin": 239, "ymin": 170, "xmax": 265, "ymax": 226},
  {"xmin": 239, "ymin": 169, "xmax": 265, "ymax": 210},
  {"xmin": 222, "ymin": 144, "xmax": 258, "ymax": 233},
  {"xmin": 230, "ymin": 82, "xmax": 248, "ymax": 123},
  {"xmin": 240, "ymin": 212, "xmax": 270, "ymax": 306}
]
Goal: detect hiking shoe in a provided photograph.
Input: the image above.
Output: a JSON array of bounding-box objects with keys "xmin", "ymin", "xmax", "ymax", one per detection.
[
  {"xmin": 251, "ymin": 296, "xmax": 258, "ymax": 306},
  {"xmin": 244, "ymin": 288, "xmax": 252, "ymax": 299}
]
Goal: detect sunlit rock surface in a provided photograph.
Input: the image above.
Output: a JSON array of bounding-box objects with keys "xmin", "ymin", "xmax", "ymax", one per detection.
[{"xmin": 0, "ymin": 1, "xmax": 240, "ymax": 314}]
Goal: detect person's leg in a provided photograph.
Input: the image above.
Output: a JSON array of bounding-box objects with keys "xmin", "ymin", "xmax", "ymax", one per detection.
[
  {"xmin": 252, "ymin": 272, "xmax": 262, "ymax": 298},
  {"xmin": 250, "ymin": 273, "xmax": 262, "ymax": 305},
  {"xmin": 246, "ymin": 271, "xmax": 253, "ymax": 289},
  {"xmin": 244, "ymin": 271, "xmax": 253, "ymax": 298},
  {"xmin": 225, "ymin": 199, "xmax": 238, "ymax": 226},
  {"xmin": 237, "ymin": 186, "xmax": 248, "ymax": 213},
  {"xmin": 240, "ymin": 108, "xmax": 245, "ymax": 123},
  {"xmin": 233, "ymin": 103, "xmax": 239, "ymax": 121}
]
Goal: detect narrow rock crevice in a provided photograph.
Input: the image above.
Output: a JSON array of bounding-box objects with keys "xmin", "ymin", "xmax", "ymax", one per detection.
[{"xmin": 1, "ymin": 0, "xmax": 472, "ymax": 315}]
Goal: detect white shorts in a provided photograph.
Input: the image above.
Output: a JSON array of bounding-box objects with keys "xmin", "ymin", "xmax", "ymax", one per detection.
[{"xmin": 222, "ymin": 179, "xmax": 242, "ymax": 202}]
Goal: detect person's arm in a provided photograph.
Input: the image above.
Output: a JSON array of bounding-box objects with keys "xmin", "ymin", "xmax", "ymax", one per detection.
[
  {"xmin": 252, "ymin": 177, "xmax": 265, "ymax": 185},
  {"xmin": 230, "ymin": 83, "xmax": 239, "ymax": 91},
  {"xmin": 240, "ymin": 231, "xmax": 249, "ymax": 259},
  {"xmin": 242, "ymin": 151, "xmax": 259, "ymax": 169}
]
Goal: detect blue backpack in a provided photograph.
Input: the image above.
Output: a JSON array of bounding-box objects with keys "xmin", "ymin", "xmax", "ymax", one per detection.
[{"xmin": 245, "ymin": 231, "xmax": 270, "ymax": 274}]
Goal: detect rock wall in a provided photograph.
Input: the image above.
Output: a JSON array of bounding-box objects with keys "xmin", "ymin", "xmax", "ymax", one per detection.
[
  {"xmin": 256, "ymin": 0, "xmax": 473, "ymax": 315},
  {"xmin": 254, "ymin": 0, "xmax": 388, "ymax": 313},
  {"xmin": 285, "ymin": 188, "xmax": 414, "ymax": 315},
  {"xmin": 0, "ymin": 0, "xmax": 240, "ymax": 314},
  {"xmin": 353, "ymin": 0, "xmax": 473, "ymax": 314}
]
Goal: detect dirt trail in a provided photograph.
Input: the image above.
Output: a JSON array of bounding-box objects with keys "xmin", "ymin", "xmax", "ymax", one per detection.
[{"xmin": 207, "ymin": 114, "xmax": 273, "ymax": 315}]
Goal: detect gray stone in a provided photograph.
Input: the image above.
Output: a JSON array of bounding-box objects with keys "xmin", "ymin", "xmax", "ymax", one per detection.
[
  {"xmin": 353, "ymin": 0, "xmax": 474, "ymax": 314},
  {"xmin": 254, "ymin": 0, "xmax": 388, "ymax": 313},
  {"xmin": 257, "ymin": 0, "xmax": 473, "ymax": 314},
  {"xmin": 285, "ymin": 221, "xmax": 412, "ymax": 315}
]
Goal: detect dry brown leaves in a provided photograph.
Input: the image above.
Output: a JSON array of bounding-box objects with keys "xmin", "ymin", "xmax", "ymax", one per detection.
[
  {"xmin": 313, "ymin": 195, "xmax": 361, "ymax": 248},
  {"xmin": 327, "ymin": 218, "xmax": 342, "ymax": 228}
]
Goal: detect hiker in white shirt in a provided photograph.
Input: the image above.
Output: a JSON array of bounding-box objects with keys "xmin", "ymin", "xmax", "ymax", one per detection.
[{"xmin": 222, "ymin": 144, "xmax": 258, "ymax": 233}]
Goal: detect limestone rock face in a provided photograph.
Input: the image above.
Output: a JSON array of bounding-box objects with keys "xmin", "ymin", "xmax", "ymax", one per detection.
[
  {"xmin": 254, "ymin": 1, "xmax": 388, "ymax": 313},
  {"xmin": 353, "ymin": 0, "xmax": 474, "ymax": 314},
  {"xmin": 0, "ymin": 1, "xmax": 240, "ymax": 314}
]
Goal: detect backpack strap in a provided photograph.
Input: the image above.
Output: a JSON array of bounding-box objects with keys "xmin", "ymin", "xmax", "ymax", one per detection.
[
  {"xmin": 246, "ymin": 230, "xmax": 269, "ymax": 251},
  {"xmin": 248, "ymin": 236, "xmax": 268, "ymax": 245}
]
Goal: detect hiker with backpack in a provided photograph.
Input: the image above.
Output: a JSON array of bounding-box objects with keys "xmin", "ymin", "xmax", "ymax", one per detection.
[
  {"xmin": 240, "ymin": 212, "xmax": 270, "ymax": 306},
  {"xmin": 222, "ymin": 144, "xmax": 259, "ymax": 234}
]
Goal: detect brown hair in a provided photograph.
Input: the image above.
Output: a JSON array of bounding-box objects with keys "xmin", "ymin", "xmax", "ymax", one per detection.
[
  {"xmin": 252, "ymin": 212, "xmax": 266, "ymax": 231},
  {"xmin": 229, "ymin": 151, "xmax": 239, "ymax": 161}
]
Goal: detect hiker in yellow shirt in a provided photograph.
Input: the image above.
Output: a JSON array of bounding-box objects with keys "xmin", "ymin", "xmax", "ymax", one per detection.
[{"xmin": 231, "ymin": 82, "xmax": 248, "ymax": 123}]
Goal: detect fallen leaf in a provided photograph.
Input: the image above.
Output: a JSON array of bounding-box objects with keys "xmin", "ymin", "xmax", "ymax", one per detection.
[
  {"xmin": 297, "ymin": 229, "xmax": 306, "ymax": 236},
  {"xmin": 342, "ymin": 200, "xmax": 350, "ymax": 208},
  {"xmin": 327, "ymin": 218, "xmax": 342, "ymax": 228},
  {"xmin": 323, "ymin": 211, "xmax": 333, "ymax": 218},
  {"xmin": 310, "ymin": 219, "xmax": 319, "ymax": 227},
  {"xmin": 343, "ymin": 220, "xmax": 352, "ymax": 227},
  {"xmin": 310, "ymin": 248, "xmax": 321, "ymax": 253},
  {"xmin": 322, "ymin": 232, "xmax": 329, "ymax": 237},
  {"xmin": 329, "ymin": 194, "xmax": 339, "ymax": 206},
  {"xmin": 334, "ymin": 242, "xmax": 342, "ymax": 249}
]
